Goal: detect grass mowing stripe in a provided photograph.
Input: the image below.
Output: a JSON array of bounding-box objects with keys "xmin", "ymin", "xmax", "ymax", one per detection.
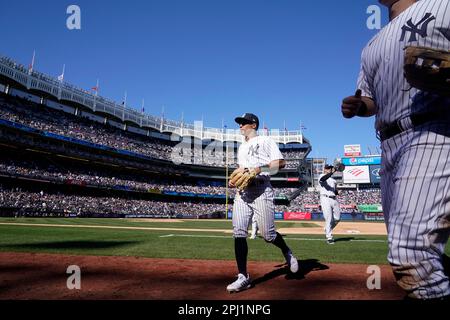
[
  {"xmin": 0, "ymin": 222, "xmax": 232, "ymax": 233},
  {"xmin": 0, "ymin": 218, "xmax": 319, "ymax": 229}
]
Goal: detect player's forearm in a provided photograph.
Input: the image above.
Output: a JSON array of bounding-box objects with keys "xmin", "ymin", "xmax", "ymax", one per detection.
[
  {"xmin": 319, "ymin": 172, "xmax": 333, "ymax": 182},
  {"xmin": 256, "ymin": 159, "xmax": 285, "ymax": 175}
]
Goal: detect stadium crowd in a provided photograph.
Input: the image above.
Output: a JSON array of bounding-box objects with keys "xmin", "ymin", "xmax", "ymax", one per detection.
[
  {"xmin": 1, "ymin": 187, "xmax": 380, "ymax": 218},
  {"xmin": 0, "ymin": 97, "xmax": 174, "ymax": 161},
  {"xmin": 0, "ymin": 93, "xmax": 383, "ymax": 217},
  {"xmin": 0, "ymin": 158, "xmax": 299, "ymax": 197},
  {"xmin": 0, "ymin": 187, "xmax": 225, "ymax": 217},
  {"xmin": 282, "ymin": 189, "xmax": 382, "ymax": 212},
  {"xmin": 0, "ymin": 95, "xmax": 306, "ymax": 167}
]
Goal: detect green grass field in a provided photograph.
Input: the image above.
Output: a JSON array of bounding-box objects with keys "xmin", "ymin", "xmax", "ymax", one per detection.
[
  {"xmin": 0, "ymin": 217, "xmax": 317, "ymax": 229},
  {"xmin": 0, "ymin": 218, "xmax": 448, "ymax": 265}
]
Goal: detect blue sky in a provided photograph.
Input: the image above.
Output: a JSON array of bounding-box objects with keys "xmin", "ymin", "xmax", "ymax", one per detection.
[{"xmin": 0, "ymin": 0, "xmax": 389, "ymax": 162}]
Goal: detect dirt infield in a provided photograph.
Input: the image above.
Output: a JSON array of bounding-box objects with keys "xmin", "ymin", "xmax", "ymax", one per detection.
[
  {"xmin": 0, "ymin": 252, "xmax": 403, "ymax": 300},
  {"xmin": 279, "ymin": 221, "xmax": 388, "ymax": 236}
]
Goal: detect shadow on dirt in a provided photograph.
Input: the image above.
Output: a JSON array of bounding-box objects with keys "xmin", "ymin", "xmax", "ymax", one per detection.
[{"xmin": 252, "ymin": 259, "xmax": 329, "ymax": 286}]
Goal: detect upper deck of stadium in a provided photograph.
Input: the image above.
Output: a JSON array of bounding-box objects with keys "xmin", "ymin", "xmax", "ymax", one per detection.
[{"xmin": 0, "ymin": 54, "xmax": 310, "ymax": 147}]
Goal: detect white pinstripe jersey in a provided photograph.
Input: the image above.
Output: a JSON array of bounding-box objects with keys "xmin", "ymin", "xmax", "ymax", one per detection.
[
  {"xmin": 357, "ymin": 0, "xmax": 450, "ymax": 131},
  {"xmin": 237, "ymin": 136, "xmax": 283, "ymax": 177}
]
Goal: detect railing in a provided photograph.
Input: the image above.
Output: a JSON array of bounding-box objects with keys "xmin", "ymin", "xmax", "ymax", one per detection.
[{"xmin": 0, "ymin": 55, "xmax": 307, "ymax": 144}]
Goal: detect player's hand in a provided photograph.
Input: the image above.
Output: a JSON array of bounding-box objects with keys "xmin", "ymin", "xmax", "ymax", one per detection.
[{"xmin": 341, "ymin": 89, "xmax": 363, "ymax": 119}]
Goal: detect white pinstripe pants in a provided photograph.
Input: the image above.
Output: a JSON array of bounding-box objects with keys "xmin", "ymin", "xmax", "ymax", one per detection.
[
  {"xmin": 232, "ymin": 184, "xmax": 277, "ymax": 242},
  {"xmin": 381, "ymin": 122, "xmax": 450, "ymax": 299},
  {"xmin": 320, "ymin": 196, "xmax": 341, "ymax": 240}
]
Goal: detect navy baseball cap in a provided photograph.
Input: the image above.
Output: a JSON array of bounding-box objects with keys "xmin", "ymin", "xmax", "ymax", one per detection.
[
  {"xmin": 235, "ymin": 113, "xmax": 259, "ymax": 128},
  {"xmin": 324, "ymin": 164, "xmax": 334, "ymax": 169}
]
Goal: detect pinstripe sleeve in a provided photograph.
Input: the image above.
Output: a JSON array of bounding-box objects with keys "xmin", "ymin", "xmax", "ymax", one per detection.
[
  {"xmin": 356, "ymin": 56, "xmax": 374, "ymax": 99},
  {"xmin": 267, "ymin": 138, "xmax": 283, "ymax": 162}
]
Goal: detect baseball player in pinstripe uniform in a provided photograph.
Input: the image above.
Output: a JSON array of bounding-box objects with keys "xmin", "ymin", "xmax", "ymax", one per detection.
[
  {"xmin": 226, "ymin": 113, "xmax": 299, "ymax": 293},
  {"xmin": 342, "ymin": 0, "xmax": 450, "ymax": 299},
  {"xmin": 319, "ymin": 165, "xmax": 341, "ymax": 244}
]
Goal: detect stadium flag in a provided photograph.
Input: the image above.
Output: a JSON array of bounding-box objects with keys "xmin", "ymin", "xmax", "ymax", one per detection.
[
  {"xmin": 300, "ymin": 121, "xmax": 307, "ymax": 135},
  {"xmin": 284, "ymin": 120, "xmax": 287, "ymax": 133},
  {"xmin": 160, "ymin": 105, "xmax": 165, "ymax": 129},
  {"xmin": 28, "ymin": 50, "xmax": 35, "ymax": 74},
  {"xmin": 141, "ymin": 99, "xmax": 145, "ymax": 113},
  {"xmin": 57, "ymin": 64, "xmax": 65, "ymax": 82},
  {"xmin": 262, "ymin": 121, "xmax": 268, "ymax": 135},
  {"xmin": 222, "ymin": 118, "xmax": 227, "ymax": 132},
  {"xmin": 91, "ymin": 79, "xmax": 99, "ymax": 96},
  {"xmin": 122, "ymin": 91, "xmax": 127, "ymax": 106}
]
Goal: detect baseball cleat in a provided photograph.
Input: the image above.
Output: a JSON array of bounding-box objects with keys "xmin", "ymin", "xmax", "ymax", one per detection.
[
  {"xmin": 327, "ymin": 239, "xmax": 335, "ymax": 245},
  {"xmin": 226, "ymin": 273, "xmax": 251, "ymax": 293},
  {"xmin": 285, "ymin": 251, "xmax": 299, "ymax": 273},
  {"xmin": 249, "ymin": 235, "xmax": 257, "ymax": 239}
]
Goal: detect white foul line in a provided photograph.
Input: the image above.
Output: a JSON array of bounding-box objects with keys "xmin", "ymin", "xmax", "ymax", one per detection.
[{"xmin": 159, "ymin": 234, "xmax": 387, "ymax": 242}]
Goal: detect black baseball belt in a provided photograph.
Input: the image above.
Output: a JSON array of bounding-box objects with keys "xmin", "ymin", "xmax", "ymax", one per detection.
[
  {"xmin": 378, "ymin": 109, "xmax": 449, "ymax": 142},
  {"xmin": 321, "ymin": 194, "xmax": 336, "ymax": 199}
]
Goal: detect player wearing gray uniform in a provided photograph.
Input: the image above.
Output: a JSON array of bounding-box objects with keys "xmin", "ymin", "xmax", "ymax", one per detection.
[
  {"xmin": 319, "ymin": 165, "xmax": 341, "ymax": 244},
  {"xmin": 342, "ymin": 0, "xmax": 450, "ymax": 299},
  {"xmin": 226, "ymin": 113, "xmax": 299, "ymax": 293}
]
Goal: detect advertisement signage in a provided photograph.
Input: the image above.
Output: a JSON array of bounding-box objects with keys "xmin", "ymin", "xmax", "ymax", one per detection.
[
  {"xmin": 358, "ymin": 204, "xmax": 383, "ymax": 212},
  {"xmin": 343, "ymin": 166, "xmax": 371, "ymax": 184},
  {"xmin": 340, "ymin": 213, "xmax": 364, "ymax": 221},
  {"xmin": 284, "ymin": 212, "xmax": 311, "ymax": 220},
  {"xmin": 342, "ymin": 157, "xmax": 381, "ymax": 166},
  {"xmin": 344, "ymin": 144, "xmax": 361, "ymax": 157},
  {"xmin": 369, "ymin": 165, "xmax": 381, "ymax": 184},
  {"xmin": 229, "ymin": 211, "xmax": 285, "ymax": 220},
  {"xmin": 364, "ymin": 212, "xmax": 385, "ymax": 221},
  {"xmin": 310, "ymin": 212, "xmax": 365, "ymax": 221},
  {"xmin": 274, "ymin": 212, "xmax": 284, "ymax": 220}
]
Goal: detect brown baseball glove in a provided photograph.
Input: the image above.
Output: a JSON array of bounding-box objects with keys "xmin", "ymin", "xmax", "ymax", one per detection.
[
  {"xmin": 229, "ymin": 168, "xmax": 257, "ymax": 191},
  {"xmin": 404, "ymin": 46, "xmax": 450, "ymax": 96}
]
